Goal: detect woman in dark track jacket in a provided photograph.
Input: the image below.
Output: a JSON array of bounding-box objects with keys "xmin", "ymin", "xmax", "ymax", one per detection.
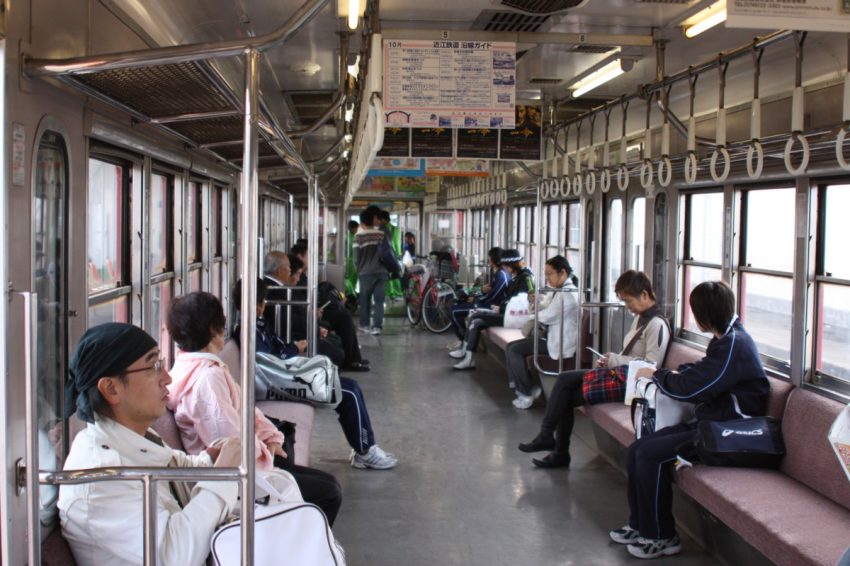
[
  {"xmin": 609, "ymin": 280, "xmax": 769, "ymax": 560},
  {"xmin": 448, "ymin": 247, "xmax": 509, "ymax": 346}
]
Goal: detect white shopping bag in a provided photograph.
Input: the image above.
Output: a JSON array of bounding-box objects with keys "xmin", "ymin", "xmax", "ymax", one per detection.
[
  {"xmin": 402, "ymin": 250, "xmax": 414, "ymax": 268},
  {"xmin": 624, "ymin": 360, "xmax": 657, "ymax": 406},
  {"xmin": 829, "ymin": 404, "xmax": 850, "ymax": 484},
  {"xmin": 503, "ymin": 293, "xmax": 532, "ymax": 329}
]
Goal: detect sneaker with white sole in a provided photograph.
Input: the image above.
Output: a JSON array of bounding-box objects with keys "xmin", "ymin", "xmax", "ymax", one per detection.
[
  {"xmin": 370, "ymin": 327, "xmax": 382, "ymax": 336},
  {"xmin": 351, "ymin": 444, "xmax": 397, "ymax": 470},
  {"xmin": 448, "ymin": 346, "xmax": 466, "ymax": 359},
  {"xmin": 358, "ymin": 326, "xmax": 371, "ymax": 333},
  {"xmin": 453, "ymin": 351, "xmax": 475, "ymax": 370},
  {"xmin": 609, "ymin": 525, "xmax": 640, "ymax": 545},
  {"xmin": 626, "ymin": 536, "xmax": 682, "ymax": 559},
  {"xmin": 512, "ymin": 393, "xmax": 534, "ymax": 409}
]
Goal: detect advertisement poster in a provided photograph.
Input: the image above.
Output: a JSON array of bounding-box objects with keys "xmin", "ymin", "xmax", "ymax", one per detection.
[
  {"xmin": 368, "ymin": 158, "xmax": 424, "ymax": 177},
  {"xmin": 411, "ymin": 128, "xmax": 453, "ymax": 157},
  {"xmin": 377, "ymin": 128, "xmax": 410, "ymax": 157},
  {"xmin": 425, "ymin": 158, "xmax": 490, "ymax": 177},
  {"xmin": 727, "ymin": 0, "xmax": 850, "ymax": 32},
  {"xmin": 456, "ymin": 128, "xmax": 499, "ymax": 159},
  {"xmin": 499, "ymin": 105, "xmax": 542, "ymax": 161},
  {"xmin": 383, "ymin": 39, "xmax": 516, "ymax": 128}
]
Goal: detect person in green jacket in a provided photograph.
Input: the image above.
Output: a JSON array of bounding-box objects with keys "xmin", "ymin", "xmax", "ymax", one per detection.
[
  {"xmin": 344, "ymin": 220, "xmax": 359, "ymax": 297},
  {"xmin": 378, "ymin": 210, "xmax": 404, "ymax": 299}
]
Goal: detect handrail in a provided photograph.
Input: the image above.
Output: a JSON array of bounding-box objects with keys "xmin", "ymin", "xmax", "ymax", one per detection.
[
  {"xmin": 23, "ymin": 0, "xmax": 331, "ymax": 77},
  {"xmin": 531, "ymin": 286, "xmax": 581, "ymax": 377},
  {"xmin": 40, "ymin": 467, "xmax": 243, "ymax": 485}
]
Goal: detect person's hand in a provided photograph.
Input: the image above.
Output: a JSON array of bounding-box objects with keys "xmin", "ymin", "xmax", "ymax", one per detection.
[
  {"xmin": 316, "ymin": 308, "xmax": 324, "ymax": 319},
  {"xmin": 295, "ymin": 340, "xmax": 308, "ymax": 354},
  {"xmin": 319, "ymin": 327, "xmax": 328, "ymax": 339},
  {"xmin": 467, "ymin": 296, "xmax": 475, "ymax": 303},
  {"xmin": 492, "ymin": 305, "xmax": 500, "ymax": 314},
  {"xmin": 267, "ymin": 442, "xmax": 288, "ymax": 459},
  {"xmin": 635, "ymin": 367, "xmax": 655, "ymax": 379},
  {"xmin": 482, "ymin": 284, "xmax": 491, "ymax": 293},
  {"xmin": 210, "ymin": 437, "xmax": 241, "ymax": 467},
  {"xmin": 596, "ymin": 353, "xmax": 612, "ymax": 368}
]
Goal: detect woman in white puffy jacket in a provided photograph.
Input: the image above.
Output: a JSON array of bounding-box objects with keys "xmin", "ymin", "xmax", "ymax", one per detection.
[{"xmin": 504, "ymin": 256, "xmax": 579, "ymax": 409}]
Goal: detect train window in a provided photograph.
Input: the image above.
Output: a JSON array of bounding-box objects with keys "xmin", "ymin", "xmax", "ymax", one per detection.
[
  {"xmin": 738, "ymin": 188, "xmax": 795, "ymax": 367},
  {"xmin": 149, "ymin": 171, "xmax": 175, "ymax": 365},
  {"xmin": 186, "ymin": 181, "xmax": 203, "ymax": 291},
  {"xmin": 814, "ymin": 183, "xmax": 850, "ymax": 386},
  {"xmin": 653, "ymin": 193, "xmax": 668, "ymax": 309},
  {"xmin": 630, "ymin": 197, "xmax": 646, "ymax": 269},
  {"xmin": 566, "ymin": 202, "xmax": 581, "ymax": 281},
  {"xmin": 604, "ymin": 197, "xmax": 623, "ymax": 301},
  {"xmin": 584, "ymin": 200, "xmax": 594, "ymax": 301},
  {"xmin": 34, "ymin": 129, "xmax": 69, "ymax": 521},
  {"xmin": 210, "ymin": 186, "xmax": 223, "ymax": 299},
  {"xmin": 680, "ymin": 191, "xmax": 723, "ymax": 337},
  {"xmin": 87, "ymin": 157, "xmax": 131, "ymax": 324}
]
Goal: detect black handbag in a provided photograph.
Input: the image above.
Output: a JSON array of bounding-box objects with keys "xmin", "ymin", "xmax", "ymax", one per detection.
[
  {"xmin": 265, "ymin": 416, "xmax": 297, "ymax": 471},
  {"xmin": 693, "ymin": 416, "xmax": 785, "ymax": 468}
]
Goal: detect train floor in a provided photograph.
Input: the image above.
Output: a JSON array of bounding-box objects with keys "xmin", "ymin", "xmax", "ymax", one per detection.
[{"xmin": 309, "ymin": 313, "xmax": 718, "ymax": 566}]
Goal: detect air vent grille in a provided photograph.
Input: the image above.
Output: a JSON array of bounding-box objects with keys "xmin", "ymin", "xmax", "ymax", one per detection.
[
  {"xmin": 471, "ymin": 10, "xmax": 550, "ymax": 32},
  {"xmin": 529, "ymin": 77, "xmax": 564, "ymax": 85},
  {"xmin": 501, "ymin": 0, "xmax": 585, "ymax": 13},
  {"xmin": 571, "ymin": 45, "xmax": 616, "ymax": 54}
]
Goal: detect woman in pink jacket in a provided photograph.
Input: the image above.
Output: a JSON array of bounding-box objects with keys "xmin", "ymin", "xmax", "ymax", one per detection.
[{"xmin": 166, "ymin": 291, "xmax": 342, "ymax": 525}]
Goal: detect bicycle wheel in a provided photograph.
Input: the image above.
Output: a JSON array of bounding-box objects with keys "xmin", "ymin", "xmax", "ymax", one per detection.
[
  {"xmin": 422, "ymin": 281, "xmax": 456, "ymax": 333},
  {"xmin": 405, "ymin": 277, "xmax": 422, "ymax": 325}
]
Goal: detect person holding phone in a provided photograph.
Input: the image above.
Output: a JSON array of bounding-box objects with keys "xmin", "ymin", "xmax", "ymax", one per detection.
[{"xmin": 518, "ymin": 270, "xmax": 670, "ymax": 468}]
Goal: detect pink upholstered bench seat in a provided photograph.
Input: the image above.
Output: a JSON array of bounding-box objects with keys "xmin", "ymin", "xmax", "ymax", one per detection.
[
  {"xmin": 482, "ymin": 327, "xmax": 524, "ymax": 351},
  {"xmin": 583, "ymin": 403, "xmax": 635, "ymax": 447}
]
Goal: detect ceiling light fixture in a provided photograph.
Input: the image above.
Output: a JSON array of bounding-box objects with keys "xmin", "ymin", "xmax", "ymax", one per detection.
[
  {"xmin": 684, "ymin": 1, "xmax": 727, "ymax": 38},
  {"xmin": 569, "ymin": 60, "xmax": 627, "ymax": 98},
  {"xmin": 348, "ymin": 0, "xmax": 359, "ymax": 29}
]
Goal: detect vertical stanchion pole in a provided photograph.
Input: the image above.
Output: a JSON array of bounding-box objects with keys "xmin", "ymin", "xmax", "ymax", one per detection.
[
  {"xmin": 21, "ymin": 292, "xmax": 40, "ymax": 566},
  {"xmin": 142, "ymin": 476, "xmax": 157, "ymax": 566},
  {"xmin": 238, "ymin": 47, "xmax": 260, "ymax": 566},
  {"xmin": 306, "ymin": 176, "xmax": 319, "ymax": 356}
]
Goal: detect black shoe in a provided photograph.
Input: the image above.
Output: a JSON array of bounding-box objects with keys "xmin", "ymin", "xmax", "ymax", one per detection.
[
  {"xmin": 359, "ymin": 359, "xmax": 370, "ymax": 366},
  {"xmin": 346, "ymin": 362, "xmax": 370, "ymax": 372},
  {"xmin": 518, "ymin": 433, "xmax": 556, "ymax": 453},
  {"xmin": 532, "ymin": 452, "xmax": 571, "ymax": 469}
]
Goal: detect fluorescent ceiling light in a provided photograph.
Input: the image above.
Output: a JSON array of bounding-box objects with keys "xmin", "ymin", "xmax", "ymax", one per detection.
[
  {"xmin": 684, "ymin": 2, "xmax": 727, "ymax": 38},
  {"xmin": 344, "ymin": 106, "xmax": 354, "ymax": 123},
  {"xmin": 570, "ymin": 60, "xmax": 625, "ymax": 98},
  {"xmin": 348, "ymin": 0, "xmax": 359, "ymax": 29},
  {"xmin": 347, "ymin": 55, "xmax": 360, "ymax": 79}
]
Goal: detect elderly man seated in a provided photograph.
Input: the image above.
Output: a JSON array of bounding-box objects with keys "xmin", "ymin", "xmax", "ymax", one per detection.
[{"xmin": 58, "ymin": 323, "xmax": 242, "ymax": 566}]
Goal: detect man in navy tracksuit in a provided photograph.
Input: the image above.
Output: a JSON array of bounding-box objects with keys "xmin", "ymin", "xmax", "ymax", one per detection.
[
  {"xmin": 449, "ymin": 247, "xmax": 509, "ymax": 345},
  {"xmin": 610, "ymin": 281, "xmax": 769, "ymax": 559}
]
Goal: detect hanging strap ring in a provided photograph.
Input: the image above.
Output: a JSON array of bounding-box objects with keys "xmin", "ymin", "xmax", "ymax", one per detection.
[
  {"xmin": 656, "ymin": 156, "xmax": 672, "ymax": 188},
  {"xmin": 616, "ymin": 164, "xmax": 629, "ymax": 192},
  {"xmin": 709, "ymin": 146, "xmax": 731, "ymax": 183},
  {"xmin": 600, "ymin": 168, "xmax": 612, "ymax": 193},
  {"xmin": 836, "ymin": 123, "xmax": 850, "ymax": 171},
  {"xmin": 746, "ymin": 140, "xmax": 764, "ymax": 179},
  {"xmin": 639, "ymin": 159, "xmax": 654, "ymax": 189},
  {"xmin": 585, "ymin": 170, "xmax": 597, "ymax": 195},
  {"xmin": 572, "ymin": 172, "xmax": 583, "ymax": 196},
  {"xmin": 541, "ymin": 179, "xmax": 552, "ymax": 200},
  {"xmin": 684, "ymin": 151, "xmax": 698, "ymax": 184},
  {"xmin": 560, "ymin": 176, "xmax": 572, "ymax": 198},
  {"xmin": 784, "ymin": 132, "xmax": 810, "ymax": 176}
]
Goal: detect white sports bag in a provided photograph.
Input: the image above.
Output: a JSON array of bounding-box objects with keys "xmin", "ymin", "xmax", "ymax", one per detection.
[
  {"xmin": 631, "ymin": 377, "xmax": 696, "ymax": 439},
  {"xmin": 211, "ymin": 471, "xmax": 346, "ymax": 566}
]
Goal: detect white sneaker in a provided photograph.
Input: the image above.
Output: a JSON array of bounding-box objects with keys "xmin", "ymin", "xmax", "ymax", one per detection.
[
  {"xmin": 448, "ymin": 345, "xmax": 467, "ymax": 359},
  {"xmin": 351, "ymin": 444, "xmax": 397, "ymax": 470},
  {"xmin": 453, "ymin": 351, "xmax": 475, "ymax": 370},
  {"xmin": 512, "ymin": 393, "xmax": 534, "ymax": 409},
  {"xmin": 370, "ymin": 327, "xmax": 382, "ymax": 335},
  {"xmin": 530, "ymin": 386, "xmax": 543, "ymax": 400},
  {"xmin": 358, "ymin": 326, "xmax": 371, "ymax": 333}
]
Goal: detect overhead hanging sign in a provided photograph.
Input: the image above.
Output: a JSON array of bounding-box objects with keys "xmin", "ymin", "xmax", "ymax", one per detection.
[
  {"xmin": 367, "ymin": 158, "xmax": 425, "ymax": 177},
  {"xmin": 727, "ymin": 0, "xmax": 850, "ymax": 32},
  {"xmin": 425, "ymin": 158, "xmax": 490, "ymax": 177},
  {"xmin": 383, "ymin": 39, "xmax": 517, "ymax": 129}
]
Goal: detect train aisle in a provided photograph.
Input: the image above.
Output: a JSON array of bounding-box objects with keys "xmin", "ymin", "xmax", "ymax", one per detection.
[{"xmin": 309, "ymin": 316, "xmax": 717, "ymax": 565}]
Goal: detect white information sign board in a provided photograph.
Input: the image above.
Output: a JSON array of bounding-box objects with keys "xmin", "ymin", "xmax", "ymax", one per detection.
[
  {"xmin": 383, "ymin": 40, "xmax": 516, "ymax": 129},
  {"xmin": 727, "ymin": 0, "xmax": 850, "ymax": 33}
]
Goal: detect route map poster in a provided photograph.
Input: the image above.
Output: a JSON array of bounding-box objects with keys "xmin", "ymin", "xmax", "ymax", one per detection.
[{"xmin": 383, "ymin": 39, "xmax": 516, "ymax": 129}]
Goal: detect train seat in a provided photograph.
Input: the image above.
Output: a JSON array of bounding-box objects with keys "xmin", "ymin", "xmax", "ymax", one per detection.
[
  {"xmin": 483, "ymin": 327, "xmax": 524, "ymax": 351},
  {"xmin": 677, "ymin": 386, "xmax": 850, "ymax": 566},
  {"xmin": 218, "ymin": 340, "xmax": 315, "ymax": 466},
  {"xmin": 42, "ymin": 526, "xmax": 77, "ymax": 566}
]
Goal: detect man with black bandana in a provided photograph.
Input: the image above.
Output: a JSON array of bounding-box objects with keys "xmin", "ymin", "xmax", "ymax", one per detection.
[{"xmin": 58, "ymin": 323, "xmax": 243, "ymax": 566}]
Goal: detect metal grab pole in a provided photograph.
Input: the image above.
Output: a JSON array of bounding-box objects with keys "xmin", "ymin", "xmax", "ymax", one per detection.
[
  {"xmin": 238, "ymin": 47, "xmax": 260, "ymax": 566},
  {"xmin": 532, "ymin": 286, "xmax": 581, "ymax": 377},
  {"xmin": 142, "ymin": 476, "xmax": 157, "ymax": 566},
  {"xmin": 306, "ymin": 177, "xmax": 319, "ymax": 357},
  {"xmin": 21, "ymin": 292, "xmax": 40, "ymax": 566}
]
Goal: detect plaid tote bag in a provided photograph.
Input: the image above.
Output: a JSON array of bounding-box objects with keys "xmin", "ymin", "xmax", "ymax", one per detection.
[{"xmin": 581, "ymin": 365, "xmax": 628, "ymax": 405}]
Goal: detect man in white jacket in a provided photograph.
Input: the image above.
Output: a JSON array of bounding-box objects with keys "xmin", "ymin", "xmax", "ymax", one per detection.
[{"xmin": 59, "ymin": 323, "xmax": 241, "ymax": 566}]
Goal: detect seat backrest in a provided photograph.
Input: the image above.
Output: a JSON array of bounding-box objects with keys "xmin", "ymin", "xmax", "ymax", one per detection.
[
  {"xmin": 219, "ymin": 340, "xmax": 242, "ymax": 384},
  {"xmin": 780, "ymin": 388, "xmax": 850, "ymax": 511},
  {"xmin": 42, "ymin": 526, "xmax": 77, "ymax": 566},
  {"xmin": 151, "ymin": 408, "xmax": 186, "ymax": 452},
  {"xmin": 662, "ymin": 342, "xmax": 703, "ymax": 370}
]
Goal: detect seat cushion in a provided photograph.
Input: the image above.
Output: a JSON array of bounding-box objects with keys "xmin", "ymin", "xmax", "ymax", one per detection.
[
  {"xmin": 257, "ymin": 401, "xmax": 315, "ymax": 467},
  {"xmin": 677, "ymin": 465, "xmax": 850, "ymax": 566},
  {"xmin": 583, "ymin": 403, "xmax": 635, "ymax": 447},
  {"xmin": 483, "ymin": 327, "xmax": 525, "ymax": 351},
  {"xmin": 780, "ymin": 388, "xmax": 850, "ymax": 510},
  {"xmin": 765, "ymin": 376, "xmax": 793, "ymax": 420},
  {"xmin": 663, "ymin": 342, "xmax": 703, "ymax": 370},
  {"xmin": 42, "ymin": 527, "xmax": 77, "ymax": 566},
  {"xmin": 219, "ymin": 340, "xmax": 242, "ymax": 384}
]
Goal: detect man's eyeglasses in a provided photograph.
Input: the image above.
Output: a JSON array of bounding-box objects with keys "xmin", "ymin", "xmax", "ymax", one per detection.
[{"xmin": 123, "ymin": 358, "xmax": 166, "ymax": 376}]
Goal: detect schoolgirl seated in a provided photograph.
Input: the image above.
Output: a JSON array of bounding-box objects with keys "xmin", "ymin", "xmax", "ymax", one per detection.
[
  {"xmin": 504, "ymin": 255, "xmax": 579, "ymax": 409},
  {"xmin": 233, "ymin": 278, "xmax": 397, "ymax": 471},
  {"xmin": 452, "ymin": 249, "xmax": 535, "ymax": 370},
  {"xmin": 609, "ymin": 280, "xmax": 769, "ymax": 559},
  {"xmin": 518, "ymin": 270, "xmax": 669, "ymax": 468},
  {"xmin": 164, "ymin": 291, "xmax": 343, "ymax": 524},
  {"xmin": 448, "ymin": 247, "xmax": 509, "ymax": 347}
]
